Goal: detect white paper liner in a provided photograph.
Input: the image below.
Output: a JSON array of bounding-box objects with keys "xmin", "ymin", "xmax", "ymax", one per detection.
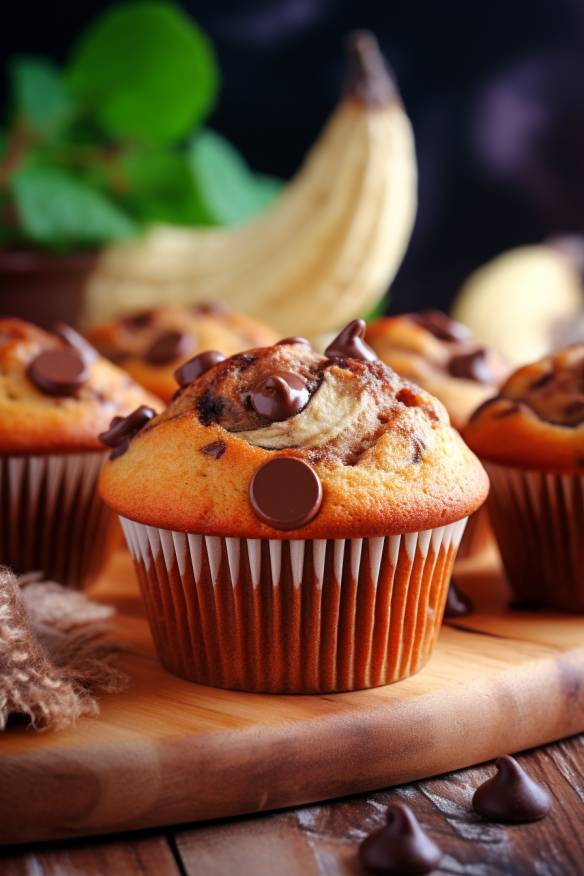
[
  {"xmin": 120, "ymin": 516, "xmax": 468, "ymax": 692},
  {"xmin": 486, "ymin": 463, "xmax": 584, "ymax": 611},
  {"xmin": 0, "ymin": 451, "xmax": 117, "ymax": 589}
]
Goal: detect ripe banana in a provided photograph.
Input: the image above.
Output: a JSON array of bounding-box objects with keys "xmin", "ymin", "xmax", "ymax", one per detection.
[{"xmin": 84, "ymin": 31, "xmax": 417, "ymax": 337}]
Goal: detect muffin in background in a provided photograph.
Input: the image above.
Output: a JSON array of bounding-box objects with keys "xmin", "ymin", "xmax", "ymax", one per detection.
[
  {"xmin": 100, "ymin": 320, "xmax": 488, "ymax": 693},
  {"xmin": 86, "ymin": 302, "xmax": 277, "ymax": 401},
  {"xmin": 0, "ymin": 318, "xmax": 160, "ymax": 589},
  {"xmin": 366, "ymin": 310, "xmax": 510, "ymax": 430},
  {"xmin": 464, "ymin": 345, "xmax": 584, "ymax": 612}
]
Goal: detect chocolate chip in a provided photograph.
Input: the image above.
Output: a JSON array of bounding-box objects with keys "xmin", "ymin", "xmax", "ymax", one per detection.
[
  {"xmin": 472, "ymin": 756, "xmax": 551, "ymax": 823},
  {"xmin": 251, "ymin": 371, "xmax": 309, "ymax": 422},
  {"xmin": 530, "ymin": 372, "xmax": 554, "ymax": 391},
  {"xmin": 449, "ymin": 347, "xmax": 494, "ymax": 384},
  {"xmin": 122, "ymin": 310, "xmax": 154, "ymax": 331},
  {"xmin": 325, "ymin": 319, "xmax": 377, "ymax": 362},
  {"xmin": 53, "ymin": 323, "xmax": 98, "ymax": 364},
  {"xmin": 192, "ymin": 301, "xmax": 228, "ymax": 316},
  {"xmin": 27, "ymin": 349, "xmax": 89, "ymax": 397},
  {"xmin": 249, "ymin": 457, "xmax": 323, "ymax": 530},
  {"xmin": 358, "ymin": 802, "xmax": 442, "ymax": 875},
  {"xmin": 411, "ymin": 310, "xmax": 472, "ymax": 342},
  {"xmin": 146, "ymin": 331, "xmax": 194, "ymax": 365},
  {"xmin": 98, "ymin": 405, "xmax": 156, "ymax": 459},
  {"xmin": 201, "ymin": 440, "xmax": 226, "ymax": 459},
  {"xmin": 174, "ymin": 350, "xmax": 226, "ymax": 387},
  {"xmin": 276, "ymin": 336, "xmax": 311, "ymax": 346},
  {"xmin": 197, "ymin": 390, "xmax": 225, "ymax": 426},
  {"xmin": 443, "ymin": 580, "xmax": 473, "ymax": 618},
  {"xmin": 563, "ymin": 399, "xmax": 584, "ymax": 424}
]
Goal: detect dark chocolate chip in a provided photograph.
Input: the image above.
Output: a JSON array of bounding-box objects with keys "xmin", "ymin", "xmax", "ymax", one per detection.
[
  {"xmin": 251, "ymin": 371, "xmax": 309, "ymax": 422},
  {"xmin": 530, "ymin": 372, "xmax": 554, "ymax": 391},
  {"xmin": 249, "ymin": 457, "xmax": 323, "ymax": 530},
  {"xmin": 563, "ymin": 399, "xmax": 584, "ymax": 424},
  {"xmin": 472, "ymin": 756, "xmax": 552, "ymax": 823},
  {"xmin": 411, "ymin": 310, "xmax": 472, "ymax": 342},
  {"xmin": 53, "ymin": 323, "xmax": 98, "ymax": 364},
  {"xmin": 122, "ymin": 310, "xmax": 154, "ymax": 331},
  {"xmin": 174, "ymin": 350, "xmax": 226, "ymax": 387},
  {"xmin": 449, "ymin": 347, "xmax": 494, "ymax": 385},
  {"xmin": 146, "ymin": 330, "xmax": 193, "ymax": 365},
  {"xmin": 358, "ymin": 801, "xmax": 442, "ymax": 875},
  {"xmin": 444, "ymin": 580, "xmax": 473, "ymax": 619},
  {"xmin": 197, "ymin": 390, "xmax": 225, "ymax": 426},
  {"xmin": 98, "ymin": 405, "xmax": 156, "ymax": 459},
  {"xmin": 325, "ymin": 319, "xmax": 377, "ymax": 363},
  {"xmin": 201, "ymin": 440, "xmax": 226, "ymax": 459},
  {"xmin": 192, "ymin": 301, "xmax": 228, "ymax": 316},
  {"xmin": 276, "ymin": 336, "xmax": 311, "ymax": 347},
  {"xmin": 27, "ymin": 349, "xmax": 89, "ymax": 397}
]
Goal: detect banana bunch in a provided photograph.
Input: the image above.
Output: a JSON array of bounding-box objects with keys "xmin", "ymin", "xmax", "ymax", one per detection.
[{"xmin": 84, "ymin": 32, "xmax": 417, "ymax": 336}]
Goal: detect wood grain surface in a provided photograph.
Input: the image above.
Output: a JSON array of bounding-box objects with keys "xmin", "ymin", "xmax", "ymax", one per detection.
[{"xmin": 1, "ymin": 548, "xmax": 583, "ymax": 850}]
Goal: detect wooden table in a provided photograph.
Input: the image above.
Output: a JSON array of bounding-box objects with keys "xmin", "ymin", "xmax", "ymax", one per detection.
[{"xmin": 2, "ymin": 734, "xmax": 583, "ymax": 875}]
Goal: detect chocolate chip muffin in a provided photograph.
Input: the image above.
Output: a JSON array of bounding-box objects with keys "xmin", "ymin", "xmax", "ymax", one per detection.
[
  {"xmin": 366, "ymin": 310, "xmax": 510, "ymax": 430},
  {"xmin": 0, "ymin": 318, "xmax": 159, "ymax": 588},
  {"xmin": 464, "ymin": 345, "xmax": 584, "ymax": 611},
  {"xmin": 100, "ymin": 320, "xmax": 487, "ymax": 692},
  {"xmin": 86, "ymin": 302, "xmax": 278, "ymax": 402}
]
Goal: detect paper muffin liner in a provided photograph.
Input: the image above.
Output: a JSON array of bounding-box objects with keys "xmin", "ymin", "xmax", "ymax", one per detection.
[
  {"xmin": 486, "ymin": 463, "xmax": 584, "ymax": 612},
  {"xmin": 120, "ymin": 516, "xmax": 468, "ymax": 693},
  {"xmin": 0, "ymin": 451, "xmax": 118, "ymax": 590},
  {"xmin": 457, "ymin": 505, "xmax": 491, "ymax": 559}
]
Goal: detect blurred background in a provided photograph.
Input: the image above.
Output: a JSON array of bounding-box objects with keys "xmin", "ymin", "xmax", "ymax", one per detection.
[{"xmin": 3, "ymin": 0, "xmax": 584, "ymax": 314}]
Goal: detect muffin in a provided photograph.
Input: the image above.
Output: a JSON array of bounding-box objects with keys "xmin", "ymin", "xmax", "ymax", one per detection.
[
  {"xmin": 366, "ymin": 310, "xmax": 510, "ymax": 430},
  {"xmin": 464, "ymin": 345, "xmax": 584, "ymax": 611},
  {"xmin": 0, "ymin": 318, "xmax": 159, "ymax": 588},
  {"xmin": 100, "ymin": 320, "xmax": 487, "ymax": 692},
  {"xmin": 86, "ymin": 302, "xmax": 277, "ymax": 402}
]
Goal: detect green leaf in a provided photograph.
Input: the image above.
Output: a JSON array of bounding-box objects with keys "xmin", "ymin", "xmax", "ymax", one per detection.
[
  {"xmin": 10, "ymin": 56, "xmax": 73, "ymax": 135},
  {"xmin": 363, "ymin": 296, "xmax": 388, "ymax": 322},
  {"xmin": 67, "ymin": 2, "xmax": 219, "ymax": 143},
  {"xmin": 187, "ymin": 129, "xmax": 283, "ymax": 225},
  {"xmin": 121, "ymin": 149, "xmax": 209, "ymax": 225},
  {"xmin": 11, "ymin": 166, "xmax": 137, "ymax": 247}
]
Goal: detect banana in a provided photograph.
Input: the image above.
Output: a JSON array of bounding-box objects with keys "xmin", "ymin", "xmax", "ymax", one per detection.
[{"xmin": 84, "ymin": 32, "xmax": 417, "ymax": 336}]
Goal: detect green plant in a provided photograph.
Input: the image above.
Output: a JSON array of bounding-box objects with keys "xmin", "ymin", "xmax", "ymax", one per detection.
[{"xmin": 0, "ymin": 1, "xmax": 282, "ymax": 250}]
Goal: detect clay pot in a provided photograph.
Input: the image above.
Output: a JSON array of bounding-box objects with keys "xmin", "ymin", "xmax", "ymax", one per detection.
[{"xmin": 0, "ymin": 248, "xmax": 97, "ymax": 329}]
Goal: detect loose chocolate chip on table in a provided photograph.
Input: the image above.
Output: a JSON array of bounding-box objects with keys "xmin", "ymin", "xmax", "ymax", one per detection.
[
  {"xmin": 251, "ymin": 371, "xmax": 309, "ymax": 422},
  {"xmin": 472, "ymin": 755, "xmax": 551, "ymax": 823},
  {"xmin": 443, "ymin": 580, "xmax": 473, "ymax": 619},
  {"xmin": 201, "ymin": 440, "xmax": 226, "ymax": 459},
  {"xmin": 276, "ymin": 336, "xmax": 311, "ymax": 346},
  {"xmin": 359, "ymin": 801, "xmax": 442, "ymax": 875},
  {"xmin": 325, "ymin": 319, "xmax": 377, "ymax": 362},
  {"xmin": 53, "ymin": 323, "xmax": 98, "ymax": 364},
  {"xmin": 249, "ymin": 457, "xmax": 323, "ymax": 530},
  {"xmin": 99, "ymin": 405, "xmax": 156, "ymax": 460},
  {"xmin": 146, "ymin": 331, "xmax": 193, "ymax": 365},
  {"xmin": 174, "ymin": 350, "xmax": 226, "ymax": 387},
  {"xmin": 27, "ymin": 349, "xmax": 89, "ymax": 397},
  {"xmin": 449, "ymin": 347, "xmax": 494, "ymax": 384}
]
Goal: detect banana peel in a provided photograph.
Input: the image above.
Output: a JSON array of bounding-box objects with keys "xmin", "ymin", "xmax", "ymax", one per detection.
[{"xmin": 84, "ymin": 32, "xmax": 417, "ymax": 336}]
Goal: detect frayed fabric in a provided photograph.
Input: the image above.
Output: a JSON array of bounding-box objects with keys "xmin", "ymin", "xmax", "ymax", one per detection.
[{"xmin": 0, "ymin": 568, "xmax": 128, "ymax": 732}]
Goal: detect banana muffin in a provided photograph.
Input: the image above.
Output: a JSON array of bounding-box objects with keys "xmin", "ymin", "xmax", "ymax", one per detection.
[
  {"xmin": 87, "ymin": 302, "xmax": 277, "ymax": 401},
  {"xmin": 464, "ymin": 345, "xmax": 584, "ymax": 611},
  {"xmin": 0, "ymin": 318, "xmax": 159, "ymax": 588},
  {"xmin": 100, "ymin": 320, "xmax": 488, "ymax": 692}
]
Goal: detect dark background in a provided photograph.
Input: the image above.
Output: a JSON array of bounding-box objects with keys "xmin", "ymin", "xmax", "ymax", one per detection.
[{"xmin": 3, "ymin": 0, "xmax": 584, "ymax": 313}]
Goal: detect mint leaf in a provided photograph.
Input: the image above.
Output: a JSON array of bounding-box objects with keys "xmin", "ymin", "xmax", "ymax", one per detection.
[
  {"xmin": 67, "ymin": 2, "xmax": 219, "ymax": 143},
  {"xmin": 187, "ymin": 129, "xmax": 283, "ymax": 225},
  {"xmin": 11, "ymin": 166, "xmax": 137, "ymax": 247},
  {"xmin": 121, "ymin": 149, "xmax": 209, "ymax": 225},
  {"xmin": 10, "ymin": 56, "xmax": 73, "ymax": 135}
]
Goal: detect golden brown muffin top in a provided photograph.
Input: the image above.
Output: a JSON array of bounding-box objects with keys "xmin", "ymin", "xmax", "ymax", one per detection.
[
  {"xmin": 86, "ymin": 303, "xmax": 278, "ymax": 402},
  {"xmin": 100, "ymin": 321, "xmax": 488, "ymax": 538},
  {"xmin": 366, "ymin": 311, "xmax": 510, "ymax": 429},
  {"xmin": 0, "ymin": 319, "xmax": 160, "ymax": 454},
  {"xmin": 464, "ymin": 345, "xmax": 584, "ymax": 472}
]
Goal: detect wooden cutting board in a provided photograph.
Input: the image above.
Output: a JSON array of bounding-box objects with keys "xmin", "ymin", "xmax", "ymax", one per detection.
[{"xmin": 1, "ymin": 548, "xmax": 584, "ymax": 846}]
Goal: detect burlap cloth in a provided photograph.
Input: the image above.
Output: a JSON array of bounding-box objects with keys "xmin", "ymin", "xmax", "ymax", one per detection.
[{"xmin": 0, "ymin": 567, "xmax": 128, "ymax": 731}]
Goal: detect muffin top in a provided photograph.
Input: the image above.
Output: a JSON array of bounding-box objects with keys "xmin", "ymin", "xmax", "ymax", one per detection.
[
  {"xmin": 100, "ymin": 321, "xmax": 488, "ymax": 539},
  {"xmin": 0, "ymin": 319, "xmax": 160, "ymax": 454},
  {"xmin": 86, "ymin": 303, "xmax": 278, "ymax": 402},
  {"xmin": 464, "ymin": 345, "xmax": 584, "ymax": 473},
  {"xmin": 366, "ymin": 311, "xmax": 510, "ymax": 429}
]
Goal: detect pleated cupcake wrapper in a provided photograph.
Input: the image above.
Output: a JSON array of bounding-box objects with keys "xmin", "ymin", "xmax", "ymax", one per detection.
[
  {"xmin": 486, "ymin": 464, "xmax": 584, "ymax": 612},
  {"xmin": 120, "ymin": 516, "xmax": 468, "ymax": 693},
  {"xmin": 0, "ymin": 452, "xmax": 118, "ymax": 590}
]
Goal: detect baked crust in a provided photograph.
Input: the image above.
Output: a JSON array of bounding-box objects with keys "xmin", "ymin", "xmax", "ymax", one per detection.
[
  {"xmin": 0, "ymin": 319, "xmax": 160, "ymax": 454},
  {"xmin": 100, "ymin": 340, "xmax": 488, "ymax": 538},
  {"xmin": 87, "ymin": 304, "xmax": 277, "ymax": 401},
  {"xmin": 464, "ymin": 345, "xmax": 584, "ymax": 473}
]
